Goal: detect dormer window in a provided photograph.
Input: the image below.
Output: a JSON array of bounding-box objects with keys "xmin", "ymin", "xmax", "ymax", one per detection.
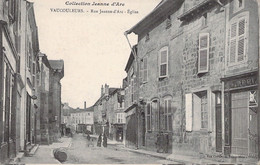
[
  {"xmin": 233, "ymin": 0, "xmax": 244, "ymax": 13},
  {"xmin": 166, "ymin": 15, "xmax": 171, "ymax": 29},
  {"xmin": 202, "ymin": 13, "xmax": 208, "ymax": 27},
  {"xmin": 145, "ymin": 33, "xmax": 150, "ymax": 42}
]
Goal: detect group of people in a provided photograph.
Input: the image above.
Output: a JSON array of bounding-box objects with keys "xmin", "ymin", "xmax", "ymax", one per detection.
[
  {"xmin": 97, "ymin": 133, "xmax": 107, "ymax": 147},
  {"xmin": 86, "ymin": 133, "xmax": 107, "ymax": 147}
]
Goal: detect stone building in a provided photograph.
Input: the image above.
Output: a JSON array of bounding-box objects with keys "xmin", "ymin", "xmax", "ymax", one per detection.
[
  {"xmin": 61, "ymin": 102, "xmax": 74, "ymax": 128},
  {"xmin": 107, "ymin": 88, "xmax": 125, "ymax": 142},
  {"xmin": 70, "ymin": 106, "xmax": 94, "ymax": 133},
  {"xmin": 0, "ymin": 0, "xmax": 21, "ymax": 162},
  {"xmin": 93, "ymin": 84, "xmax": 120, "ymax": 136},
  {"xmin": 48, "ymin": 60, "xmax": 64, "ymax": 143},
  {"xmin": 125, "ymin": 0, "xmax": 259, "ymax": 159},
  {"xmin": 0, "ymin": 1, "xmax": 65, "ymax": 163},
  {"xmin": 37, "ymin": 52, "xmax": 51, "ymax": 144},
  {"xmin": 123, "ymin": 45, "xmax": 141, "ymax": 149}
]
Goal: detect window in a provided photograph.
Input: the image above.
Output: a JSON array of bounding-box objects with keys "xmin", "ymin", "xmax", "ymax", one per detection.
[
  {"xmin": 140, "ymin": 57, "xmax": 148, "ymax": 83},
  {"xmin": 166, "ymin": 15, "xmax": 171, "ymax": 29},
  {"xmin": 229, "ymin": 17, "xmax": 247, "ymax": 65},
  {"xmin": 159, "ymin": 47, "xmax": 168, "ymax": 78},
  {"xmin": 117, "ymin": 113, "xmax": 124, "ymax": 123},
  {"xmin": 146, "ymin": 103, "xmax": 151, "ymax": 131},
  {"xmin": 198, "ymin": 33, "xmax": 209, "ymax": 74},
  {"xmin": 143, "ymin": 57, "xmax": 148, "ymax": 82},
  {"xmin": 185, "ymin": 91, "xmax": 209, "ymax": 131},
  {"xmin": 233, "ymin": 0, "xmax": 244, "ymax": 13},
  {"xmin": 151, "ymin": 100, "xmax": 159, "ymax": 131},
  {"xmin": 163, "ymin": 98, "xmax": 173, "ymax": 131},
  {"xmin": 200, "ymin": 93, "xmax": 208, "ymax": 129},
  {"xmin": 145, "ymin": 33, "xmax": 150, "ymax": 42},
  {"xmin": 202, "ymin": 13, "xmax": 208, "ymax": 27}
]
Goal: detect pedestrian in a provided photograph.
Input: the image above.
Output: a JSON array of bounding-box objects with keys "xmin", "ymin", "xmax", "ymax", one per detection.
[
  {"xmin": 103, "ymin": 133, "xmax": 107, "ymax": 147},
  {"xmin": 86, "ymin": 133, "xmax": 91, "ymax": 147},
  {"xmin": 97, "ymin": 134, "xmax": 102, "ymax": 147}
]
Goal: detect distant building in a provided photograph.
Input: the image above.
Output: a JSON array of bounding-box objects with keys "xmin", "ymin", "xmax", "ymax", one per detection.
[
  {"xmin": 93, "ymin": 84, "xmax": 125, "ymax": 138},
  {"xmin": 61, "ymin": 102, "xmax": 74, "ymax": 127},
  {"xmin": 70, "ymin": 106, "xmax": 94, "ymax": 133}
]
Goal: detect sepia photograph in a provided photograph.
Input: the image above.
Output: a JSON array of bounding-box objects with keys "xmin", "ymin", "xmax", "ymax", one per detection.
[{"xmin": 0, "ymin": 0, "xmax": 260, "ymax": 164}]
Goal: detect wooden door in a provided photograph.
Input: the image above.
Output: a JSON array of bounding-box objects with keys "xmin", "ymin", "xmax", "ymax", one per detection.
[{"xmin": 231, "ymin": 91, "xmax": 248, "ymax": 156}]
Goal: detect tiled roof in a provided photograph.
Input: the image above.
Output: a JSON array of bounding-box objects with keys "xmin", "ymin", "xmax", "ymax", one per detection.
[{"xmin": 71, "ymin": 106, "xmax": 94, "ymax": 113}]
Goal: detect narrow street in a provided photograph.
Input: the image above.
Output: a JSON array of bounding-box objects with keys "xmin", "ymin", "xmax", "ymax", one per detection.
[{"xmin": 64, "ymin": 134, "xmax": 178, "ymax": 164}]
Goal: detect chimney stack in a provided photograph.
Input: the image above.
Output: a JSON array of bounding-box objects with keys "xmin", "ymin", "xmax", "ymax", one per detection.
[
  {"xmin": 84, "ymin": 101, "xmax": 86, "ymax": 110},
  {"xmin": 101, "ymin": 85, "xmax": 104, "ymax": 96},
  {"xmin": 105, "ymin": 84, "xmax": 109, "ymax": 96}
]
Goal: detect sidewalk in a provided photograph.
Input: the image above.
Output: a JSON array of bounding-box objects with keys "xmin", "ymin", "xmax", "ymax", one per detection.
[
  {"xmin": 112, "ymin": 144, "xmax": 259, "ymax": 164},
  {"xmin": 18, "ymin": 137, "xmax": 72, "ymax": 164}
]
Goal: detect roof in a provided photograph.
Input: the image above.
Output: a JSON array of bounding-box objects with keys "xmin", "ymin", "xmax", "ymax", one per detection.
[
  {"xmin": 71, "ymin": 106, "xmax": 94, "ymax": 114},
  {"xmin": 49, "ymin": 60, "xmax": 64, "ymax": 70},
  {"xmin": 178, "ymin": 0, "xmax": 218, "ymax": 21},
  {"xmin": 94, "ymin": 87, "xmax": 120, "ymax": 106},
  {"xmin": 38, "ymin": 52, "xmax": 51, "ymax": 69},
  {"xmin": 109, "ymin": 88, "xmax": 119, "ymax": 95},
  {"xmin": 126, "ymin": 0, "xmax": 184, "ymax": 35}
]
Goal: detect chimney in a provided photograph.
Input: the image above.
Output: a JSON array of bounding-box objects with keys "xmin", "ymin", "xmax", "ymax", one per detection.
[
  {"xmin": 84, "ymin": 101, "xmax": 86, "ymax": 110},
  {"xmin": 105, "ymin": 84, "xmax": 109, "ymax": 96},
  {"xmin": 101, "ymin": 85, "xmax": 104, "ymax": 96}
]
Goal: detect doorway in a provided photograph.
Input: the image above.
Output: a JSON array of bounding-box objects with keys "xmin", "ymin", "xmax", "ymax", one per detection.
[{"xmin": 231, "ymin": 91, "xmax": 258, "ymax": 157}]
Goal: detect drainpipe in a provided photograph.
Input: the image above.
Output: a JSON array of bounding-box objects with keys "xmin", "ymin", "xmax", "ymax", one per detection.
[
  {"xmin": 256, "ymin": 1, "xmax": 260, "ymax": 161},
  {"xmin": 124, "ymin": 31, "xmax": 139, "ymax": 149}
]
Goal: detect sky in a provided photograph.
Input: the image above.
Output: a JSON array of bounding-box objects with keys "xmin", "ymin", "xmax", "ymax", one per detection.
[{"xmin": 30, "ymin": 0, "xmax": 161, "ymax": 108}]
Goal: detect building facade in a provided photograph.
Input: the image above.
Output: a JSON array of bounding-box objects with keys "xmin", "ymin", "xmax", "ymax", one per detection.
[
  {"xmin": 70, "ymin": 106, "xmax": 94, "ymax": 133},
  {"xmin": 125, "ymin": 0, "xmax": 259, "ymax": 159},
  {"xmin": 48, "ymin": 60, "xmax": 64, "ymax": 143},
  {"xmin": 0, "ymin": 1, "xmax": 65, "ymax": 163}
]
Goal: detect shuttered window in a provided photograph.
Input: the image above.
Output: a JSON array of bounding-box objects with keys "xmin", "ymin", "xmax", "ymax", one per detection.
[
  {"xmin": 131, "ymin": 79, "xmax": 134, "ymax": 103},
  {"xmin": 164, "ymin": 99, "xmax": 173, "ymax": 131},
  {"xmin": 201, "ymin": 94, "xmax": 208, "ymax": 129},
  {"xmin": 185, "ymin": 93, "xmax": 193, "ymax": 131},
  {"xmin": 229, "ymin": 17, "xmax": 247, "ymax": 65},
  {"xmin": 159, "ymin": 47, "xmax": 168, "ymax": 78},
  {"xmin": 198, "ymin": 33, "xmax": 209, "ymax": 74},
  {"xmin": 143, "ymin": 57, "xmax": 148, "ymax": 82},
  {"xmin": 139, "ymin": 60, "xmax": 143, "ymax": 82},
  {"xmin": 146, "ymin": 103, "xmax": 151, "ymax": 131},
  {"xmin": 139, "ymin": 56, "xmax": 148, "ymax": 83}
]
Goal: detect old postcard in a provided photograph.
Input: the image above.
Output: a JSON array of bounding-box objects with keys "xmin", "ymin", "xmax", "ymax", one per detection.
[{"xmin": 0, "ymin": 0, "xmax": 260, "ymax": 164}]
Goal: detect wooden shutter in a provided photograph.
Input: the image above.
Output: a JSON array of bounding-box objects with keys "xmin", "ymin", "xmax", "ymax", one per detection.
[
  {"xmin": 237, "ymin": 18, "xmax": 246, "ymax": 62},
  {"xmin": 198, "ymin": 33, "xmax": 209, "ymax": 73},
  {"xmin": 185, "ymin": 93, "xmax": 193, "ymax": 131},
  {"xmin": 146, "ymin": 103, "xmax": 151, "ymax": 131},
  {"xmin": 143, "ymin": 57, "xmax": 148, "ymax": 82},
  {"xmin": 139, "ymin": 60, "xmax": 143, "ymax": 83}
]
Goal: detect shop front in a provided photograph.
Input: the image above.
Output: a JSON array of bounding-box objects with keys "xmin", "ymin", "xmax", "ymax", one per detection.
[{"xmin": 222, "ymin": 71, "xmax": 258, "ymax": 158}]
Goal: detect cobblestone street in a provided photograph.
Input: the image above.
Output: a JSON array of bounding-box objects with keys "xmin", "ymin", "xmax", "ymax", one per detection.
[{"xmin": 64, "ymin": 134, "xmax": 178, "ymax": 164}]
